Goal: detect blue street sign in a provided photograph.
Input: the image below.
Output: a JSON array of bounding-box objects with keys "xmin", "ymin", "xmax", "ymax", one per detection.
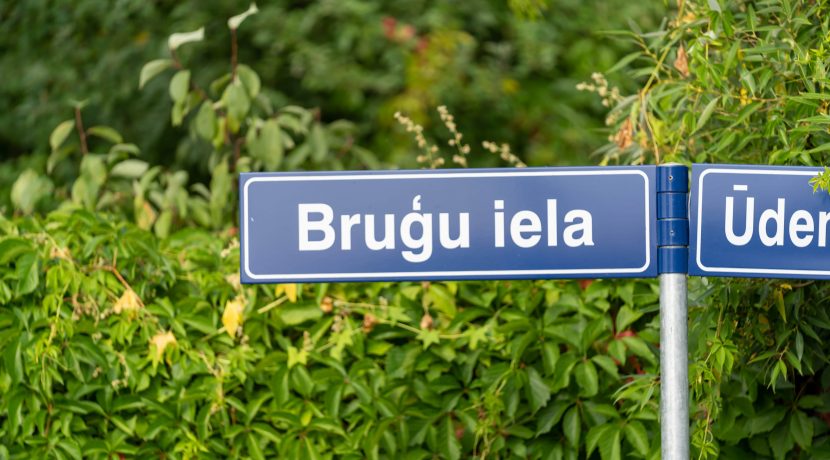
[
  {"xmin": 240, "ymin": 167, "xmax": 657, "ymax": 283},
  {"xmin": 690, "ymin": 164, "xmax": 830, "ymax": 279}
]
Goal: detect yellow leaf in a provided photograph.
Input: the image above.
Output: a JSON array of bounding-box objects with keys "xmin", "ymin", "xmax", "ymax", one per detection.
[
  {"xmin": 276, "ymin": 284, "xmax": 298, "ymax": 302},
  {"xmin": 114, "ymin": 289, "xmax": 142, "ymax": 317},
  {"xmin": 287, "ymin": 345, "xmax": 308, "ymax": 368},
  {"xmin": 225, "ymin": 272, "xmax": 241, "ymax": 291},
  {"xmin": 149, "ymin": 331, "xmax": 177, "ymax": 363},
  {"xmin": 222, "ymin": 296, "xmax": 246, "ymax": 338}
]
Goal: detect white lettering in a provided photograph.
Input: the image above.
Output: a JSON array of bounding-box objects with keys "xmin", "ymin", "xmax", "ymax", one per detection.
[
  {"xmin": 510, "ymin": 210, "xmax": 542, "ymax": 248},
  {"xmin": 725, "ymin": 194, "xmax": 754, "ymax": 246},
  {"xmin": 494, "ymin": 200, "xmax": 505, "ymax": 247},
  {"xmin": 759, "ymin": 198, "xmax": 785, "ymax": 247},
  {"xmin": 400, "ymin": 195, "xmax": 432, "ymax": 263},
  {"xmin": 298, "ymin": 203, "xmax": 335, "ymax": 251},
  {"xmin": 547, "ymin": 199, "xmax": 558, "ymax": 247},
  {"xmin": 365, "ymin": 214, "xmax": 395, "ymax": 250},
  {"xmin": 439, "ymin": 213, "xmax": 470, "ymax": 249},
  {"xmin": 789, "ymin": 210, "xmax": 814, "ymax": 248},
  {"xmin": 340, "ymin": 214, "xmax": 361, "ymax": 250},
  {"xmin": 563, "ymin": 210, "xmax": 594, "ymax": 247}
]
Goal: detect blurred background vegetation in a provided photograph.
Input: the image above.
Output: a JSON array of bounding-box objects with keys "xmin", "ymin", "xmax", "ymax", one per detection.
[{"xmin": 0, "ymin": 0, "xmax": 663, "ymax": 180}]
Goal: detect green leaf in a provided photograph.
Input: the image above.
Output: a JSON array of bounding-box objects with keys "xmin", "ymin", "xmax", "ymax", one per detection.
[
  {"xmin": 209, "ymin": 159, "xmax": 230, "ymax": 228},
  {"xmin": 110, "ymin": 159, "xmax": 149, "ymax": 179},
  {"xmin": 790, "ymin": 410, "xmax": 813, "ymax": 449},
  {"xmin": 249, "ymin": 119, "xmax": 284, "ymax": 170},
  {"xmin": 439, "ymin": 416, "xmax": 461, "ymax": 460},
  {"xmin": 228, "ymin": 3, "xmax": 259, "ymax": 29},
  {"xmin": 15, "ymin": 252, "xmax": 39, "ymax": 295},
  {"xmin": 615, "ymin": 305, "xmax": 642, "ymax": 332},
  {"xmin": 591, "ymin": 355, "xmax": 619, "ymax": 379},
  {"xmin": 278, "ymin": 304, "xmax": 323, "ymax": 326},
  {"xmin": 4, "ymin": 335, "xmax": 23, "ymax": 384},
  {"xmin": 525, "ymin": 367, "xmax": 551, "ymax": 413},
  {"xmin": 237, "ymin": 64, "xmax": 261, "ymax": 98},
  {"xmin": 139, "ymin": 59, "xmax": 173, "ymax": 89},
  {"xmin": 416, "ymin": 329, "xmax": 441, "ymax": 349},
  {"xmin": 195, "ymin": 102, "xmax": 217, "ymax": 141},
  {"xmin": 86, "ymin": 125, "xmax": 123, "ymax": 144},
  {"xmin": 795, "ymin": 331, "xmax": 804, "ymax": 361},
  {"xmin": 168, "ymin": 27, "xmax": 205, "ymax": 50},
  {"xmin": 247, "ymin": 432, "xmax": 266, "ymax": 460},
  {"xmin": 575, "ymin": 360, "xmax": 599, "ymax": 397},
  {"xmin": 303, "ymin": 437, "xmax": 321, "ymax": 460},
  {"xmin": 623, "ymin": 421, "xmax": 649, "ymax": 455},
  {"xmin": 50, "ymin": 119, "xmax": 75, "ymax": 151},
  {"xmin": 542, "ymin": 341, "xmax": 560, "ymax": 375},
  {"xmin": 169, "ymin": 70, "xmax": 191, "ymax": 104},
  {"xmin": 224, "ymin": 82, "xmax": 250, "ymax": 133},
  {"xmin": 563, "ymin": 406, "xmax": 580, "ymax": 447},
  {"xmin": 693, "ymin": 98, "xmax": 719, "ymax": 134},
  {"xmin": 598, "ymin": 425, "xmax": 621, "ymax": 460},
  {"xmin": 586, "ymin": 424, "xmax": 613, "ymax": 457},
  {"xmin": 536, "ymin": 400, "xmax": 570, "ymax": 436},
  {"xmin": 11, "ymin": 169, "xmax": 53, "ymax": 214},
  {"xmin": 310, "ymin": 122, "xmax": 328, "ymax": 163}
]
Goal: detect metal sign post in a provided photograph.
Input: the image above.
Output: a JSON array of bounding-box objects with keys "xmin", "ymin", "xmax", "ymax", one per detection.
[
  {"xmin": 659, "ymin": 273, "xmax": 689, "ymax": 459},
  {"xmin": 657, "ymin": 164, "xmax": 690, "ymax": 460}
]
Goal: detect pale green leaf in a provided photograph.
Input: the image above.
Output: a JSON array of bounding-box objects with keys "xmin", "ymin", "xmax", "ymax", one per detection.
[
  {"xmin": 86, "ymin": 125, "xmax": 123, "ymax": 144},
  {"xmin": 168, "ymin": 27, "xmax": 204, "ymax": 50},
  {"xmin": 228, "ymin": 3, "xmax": 259, "ymax": 29},
  {"xmin": 694, "ymin": 98, "xmax": 719, "ymax": 134},
  {"xmin": 139, "ymin": 59, "xmax": 173, "ymax": 89},
  {"xmin": 110, "ymin": 159, "xmax": 149, "ymax": 179},
  {"xmin": 169, "ymin": 70, "xmax": 191, "ymax": 103},
  {"xmin": 50, "ymin": 119, "xmax": 75, "ymax": 151}
]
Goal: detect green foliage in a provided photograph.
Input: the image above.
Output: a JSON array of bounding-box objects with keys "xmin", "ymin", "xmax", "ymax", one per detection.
[
  {"xmin": 0, "ymin": 207, "xmax": 666, "ymax": 458},
  {"xmin": 0, "ymin": 0, "xmax": 661, "ymax": 172},
  {"xmin": 598, "ymin": 0, "xmax": 830, "ymax": 457}
]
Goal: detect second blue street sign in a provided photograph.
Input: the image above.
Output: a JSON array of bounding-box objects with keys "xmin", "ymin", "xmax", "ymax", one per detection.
[
  {"xmin": 240, "ymin": 167, "xmax": 657, "ymax": 283},
  {"xmin": 690, "ymin": 164, "xmax": 830, "ymax": 279}
]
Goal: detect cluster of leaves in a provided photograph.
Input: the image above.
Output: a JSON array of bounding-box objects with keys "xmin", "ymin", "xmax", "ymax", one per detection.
[
  {"xmin": 0, "ymin": 206, "xmax": 666, "ymax": 459},
  {"xmin": 598, "ymin": 0, "xmax": 830, "ymax": 457}
]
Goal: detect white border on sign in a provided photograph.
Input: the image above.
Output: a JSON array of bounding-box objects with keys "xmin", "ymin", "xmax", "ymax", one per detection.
[
  {"xmin": 243, "ymin": 170, "xmax": 652, "ymax": 280},
  {"xmin": 696, "ymin": 168, "xmax": 824, "ymax": 275}
]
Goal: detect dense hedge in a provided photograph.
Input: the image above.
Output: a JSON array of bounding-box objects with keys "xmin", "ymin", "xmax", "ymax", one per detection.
[{"xmin": 0, "ymin": 209, "xmax": 661, "ymax": 458}]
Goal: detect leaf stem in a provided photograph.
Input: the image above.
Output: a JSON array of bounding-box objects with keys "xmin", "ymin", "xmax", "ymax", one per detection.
[{"xmin": 74, "ymin": 106, "xmax": 88, "ymax": 155}]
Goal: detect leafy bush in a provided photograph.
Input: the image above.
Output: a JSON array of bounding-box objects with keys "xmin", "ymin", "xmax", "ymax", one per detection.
[
  {"xmin": 0, "ymin": 208, "xmax": 664, "ymax": 458},
  {"xmin": 601, "ymin": 0, "xmax": 830, "ymax": 457}
]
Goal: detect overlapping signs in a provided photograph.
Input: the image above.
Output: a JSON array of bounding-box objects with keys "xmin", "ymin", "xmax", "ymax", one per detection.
[{"xmin": 240, "ymin": 167, "xmax": 657, "ymax": 283}]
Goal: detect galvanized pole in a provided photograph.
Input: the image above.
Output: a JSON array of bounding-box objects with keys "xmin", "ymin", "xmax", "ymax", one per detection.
[
  {"xmin": 656, "ymin": 164, "xmax": 690, "ymax": 460},
  {"xmin": 660, "ymin": 273, "xmax": 688, "ymax": 459}
]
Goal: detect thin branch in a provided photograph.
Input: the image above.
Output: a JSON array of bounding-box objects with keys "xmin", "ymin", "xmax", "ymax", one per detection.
[
  {"xmin": 74, "ymin": 106, "xmax": 88, "ymax": 155},
  {"xmin": 230, "ymin": 28, "xmax": 239, "ymax": 80}
]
